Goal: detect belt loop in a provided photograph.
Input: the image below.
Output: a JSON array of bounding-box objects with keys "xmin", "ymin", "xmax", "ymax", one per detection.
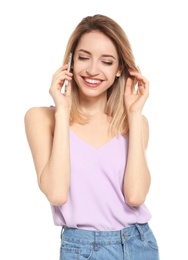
[
  {"xmin": 120, "ymin": 228, "xmax": 126, "ymax": 245},
  {"xmin": 93, "ymin": 231, "xmax": 100, "ymax": 251},
  {"xmin": 135, "ymin": 224, "xmax": 144, "ymax": 241},
  {"xmin": 60, "ymin": 226, "xmax": 64, "ymax": 239}
]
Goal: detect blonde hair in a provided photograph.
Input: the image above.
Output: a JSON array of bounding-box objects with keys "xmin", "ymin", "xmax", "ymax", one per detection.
[{"xmin": 63, "ymin": 14, "xmax": 138, "ymax": 136}]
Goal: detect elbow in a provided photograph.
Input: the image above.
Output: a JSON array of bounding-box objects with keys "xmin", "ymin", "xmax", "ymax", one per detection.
[
  {"xmin": 39, "ymin": 183, "xmax": 68, "ymax": 206},
  {"xmin": 38, "ymin": 175, "xmax": 69, "ymax": 206},
  {"xmin": 124, "ymin": 193, "xmax": 146, "ymax": 207},
  {"xmin": 47, "ymin": 192, "xmax": 68, "ymax": 206}
]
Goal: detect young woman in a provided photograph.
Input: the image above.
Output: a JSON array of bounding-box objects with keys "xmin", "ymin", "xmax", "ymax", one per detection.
[{"xmin": 25, "ymin": 14, "xmax": 159, "ymax": 260}]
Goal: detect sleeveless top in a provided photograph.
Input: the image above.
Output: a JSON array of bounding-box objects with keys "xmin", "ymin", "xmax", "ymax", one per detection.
[{"xmin": 50, "ymin": 130, "xmax": 151, "ymax": 231}]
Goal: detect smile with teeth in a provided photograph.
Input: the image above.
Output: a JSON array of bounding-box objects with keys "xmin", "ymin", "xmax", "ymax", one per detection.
[
  {"xmin": 83, "ymin": 77, "xmax": 102, "ymax": 88},
  {"xmin": 85, "ymin": 78, "xmax": 101, "ymax": 84}
]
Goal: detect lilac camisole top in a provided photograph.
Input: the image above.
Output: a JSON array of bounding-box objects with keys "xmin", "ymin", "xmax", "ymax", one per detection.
[{"xmin": 50, "ymin": 130, "xmax": 151, "ymax": 231}]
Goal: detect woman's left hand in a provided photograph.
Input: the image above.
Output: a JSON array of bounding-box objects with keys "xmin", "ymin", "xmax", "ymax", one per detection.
[{"xmin": 124, "ymin": 67, "xmax": 149, "ymax": 115}]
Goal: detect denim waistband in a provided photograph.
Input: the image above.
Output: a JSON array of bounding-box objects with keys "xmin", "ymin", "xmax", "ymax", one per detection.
[{"xmin": 61, "ymin": 223, "xmax": 149, "ymax": 246}]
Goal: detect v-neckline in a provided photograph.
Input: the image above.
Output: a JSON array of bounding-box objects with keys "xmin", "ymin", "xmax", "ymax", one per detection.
[{"xmin": 70, "ymin": 129, "xmax": 121, "ymax": 150}]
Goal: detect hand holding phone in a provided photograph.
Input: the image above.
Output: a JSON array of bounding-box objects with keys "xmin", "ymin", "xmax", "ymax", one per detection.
[{"xmin": 61, "ymin": 52, "xmax": 73, "ymax": 95}]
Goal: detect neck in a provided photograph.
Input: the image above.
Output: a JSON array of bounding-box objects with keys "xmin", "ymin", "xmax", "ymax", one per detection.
[{"xmin": 78, "ymin": 93, "xmax": 107, "ymax": 117}]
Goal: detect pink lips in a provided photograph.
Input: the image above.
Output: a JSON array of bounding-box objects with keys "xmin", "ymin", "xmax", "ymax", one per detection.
[{"xmin": 83, "ymin": 77, "xmax": 102, "ymax": 88}]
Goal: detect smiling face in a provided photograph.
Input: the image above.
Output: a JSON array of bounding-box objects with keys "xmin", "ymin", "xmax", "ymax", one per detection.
[{"xmin": 73, "ymin": 30, "xmax": 121, "ymax": 98}]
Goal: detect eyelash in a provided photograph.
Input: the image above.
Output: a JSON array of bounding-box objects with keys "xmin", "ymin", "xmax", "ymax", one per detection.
[
  {"xmin": 103, "ymin": 61, "xmax": 113, "ymax": 65},
  {"xmin": 78, "ymin": 56, "xmax": 113, "ymax": 66},
  {"xmin": 78, "ymin": 56, "xmax": 88, "ymax": 61}
]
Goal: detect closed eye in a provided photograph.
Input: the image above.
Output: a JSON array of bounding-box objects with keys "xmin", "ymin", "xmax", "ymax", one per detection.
[
  {"xmin": 78, "ymin": 56, "xmax": 113, "ymax": 65},
  {"xmin": 102, "ymin": 61, "xmax": 113, "ymax": 65},
  {"xmin": 78, "ymin": 56, "xmax": 89, "ymax": 61}
]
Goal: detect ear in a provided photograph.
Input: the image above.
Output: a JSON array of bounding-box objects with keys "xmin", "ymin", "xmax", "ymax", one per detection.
[
  {"xmin": 116, "ymin": 69, "xmax": 122, "ymax": 77},
  {"xmin": 116, "ymin": 64, "xmax": 123, "ymax": 77}
]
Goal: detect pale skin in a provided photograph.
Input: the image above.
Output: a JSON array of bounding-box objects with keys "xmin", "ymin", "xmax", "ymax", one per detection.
[{"xmin": 24, "ymin": 31, "xmax": 150, "ymax": 207}]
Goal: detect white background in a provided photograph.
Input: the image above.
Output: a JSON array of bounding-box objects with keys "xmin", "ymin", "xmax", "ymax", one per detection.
[{"xmin": 0, "ymin": 0, "xmax": 187, "ymax": 259}]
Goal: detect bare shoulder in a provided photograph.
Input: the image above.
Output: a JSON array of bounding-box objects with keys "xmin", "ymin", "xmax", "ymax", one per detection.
[
  {"xmin": 24, "ymin": 106, "xmax": 56, "ymax": 143},
  {"xmin": 24, "ymin": 106, "xmax": 56, "ymax": 178},
  {"xmin": 24, "ymin": 106, "xmax": 55, "ymax": 130}
]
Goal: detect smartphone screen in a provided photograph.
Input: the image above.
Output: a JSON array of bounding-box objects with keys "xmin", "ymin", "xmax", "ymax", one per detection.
[{"xmin": 61, "ymin": 52, "xmax": 73, "ymax": 95}]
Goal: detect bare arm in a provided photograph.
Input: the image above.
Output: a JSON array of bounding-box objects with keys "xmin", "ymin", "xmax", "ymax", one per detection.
[
  {"xmin": 123, "ymin": 114, "xmax": 150, "ymax": 207},
  {"xmin": 24, "ymin": 107, "xmax": 71, "ymax": 206},
  {"xmin": 24, "ymin": 65, "xmax": 73, "ymax": 206},
  {"xmin": 123, "ymin": 69, "xmax": 151, "ymax": 207}
]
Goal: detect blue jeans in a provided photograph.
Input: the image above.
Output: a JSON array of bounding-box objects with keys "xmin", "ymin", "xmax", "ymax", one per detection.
[{"xmin": 59, "ymin": 223, "xmax": 159, "ymax": 259}]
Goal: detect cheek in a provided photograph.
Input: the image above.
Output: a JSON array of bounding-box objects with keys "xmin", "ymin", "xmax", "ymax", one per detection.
[
  {"xmin": 73, "ymin": 72, "xmax": 80, "ymax": 87},
  {"xmin": 73, "ymin": 60, "xmax": 85, "ymax": 74},
  {"xmin": 72, "ymin": 65, "xmax": 81, "ymax": 82},
  {"xmin": 105, "ymin": 70, "xmax": 117, "ymax": 82}
]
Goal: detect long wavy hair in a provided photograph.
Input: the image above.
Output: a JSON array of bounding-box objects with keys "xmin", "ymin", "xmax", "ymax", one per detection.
[{"xmin": 62, "ymin": 14, "xmax": 138, "ymax": 136}]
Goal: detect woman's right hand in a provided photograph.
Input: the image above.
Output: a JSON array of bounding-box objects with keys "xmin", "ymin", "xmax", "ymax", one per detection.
[{"xmin": 49, "ymin": 65, "xmax": 73, "ymax": 110}]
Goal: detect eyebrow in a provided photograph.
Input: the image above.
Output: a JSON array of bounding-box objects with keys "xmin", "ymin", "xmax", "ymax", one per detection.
[{"xmin": 78, "ymin": 49, "xmax": 116, "ymax": 60}]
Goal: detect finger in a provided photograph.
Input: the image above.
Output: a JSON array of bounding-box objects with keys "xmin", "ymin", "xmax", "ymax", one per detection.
[
  {"xmin": 137, "ymin": 66, "xmax": 142, "ymax": 74},
  {"xmin": 129, "ymin": 72, "xmax": 149, "ymax": 88},
  {"xmin": 52, "ymin": 72, "xmax": 73, "ymax": 89},
  {"xmin": 125, "ymin": 77, "xmax": 133, "ymax": 95},
  {"xmin": 137, "ymin": 80, "xmax": 149, "ymax": 97},
  {"xmin": 66, "ymin": 81, "xmax": 72, "ymax": 97},
  {"xmin": 52, "ymin": 65, "xmax": 68, "ymax": 79}
]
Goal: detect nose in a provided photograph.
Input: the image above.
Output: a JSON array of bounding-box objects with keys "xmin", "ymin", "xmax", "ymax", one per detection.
[{"xmin": 86, "ymin": 61, "xmax": 100, "ymax": 76}]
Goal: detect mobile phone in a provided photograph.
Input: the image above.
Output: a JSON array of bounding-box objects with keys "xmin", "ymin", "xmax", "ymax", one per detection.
[{"xmin": 61, "ymin": 52, "xmax": 73, "ymax": 95}]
